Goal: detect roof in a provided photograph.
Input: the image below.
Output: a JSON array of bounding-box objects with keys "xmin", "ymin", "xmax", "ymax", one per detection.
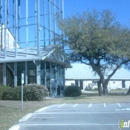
[
  {"xmin": 0, "ymin": 46, "xmax": 54, "ymax": 62},
  {"xmin": 65, "ymin": 63, "xmax": 130, "ymax": 80},
  {"xmin": 0, "ymin": 45, "xmax": 71, "ymax": 68}
]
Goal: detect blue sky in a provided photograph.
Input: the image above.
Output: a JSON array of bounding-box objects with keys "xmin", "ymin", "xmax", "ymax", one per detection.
[{"xmin": 64, "ymin": 0, "xmax": 130, "ymax": 26}]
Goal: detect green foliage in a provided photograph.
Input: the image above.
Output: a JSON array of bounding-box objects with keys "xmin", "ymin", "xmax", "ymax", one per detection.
[
  {"xmin": 24, "ymin": 84, "xmax": 49, "ymax": 101},
  {"xmin": 93, "ymin": 88, "xmax": 98, "ymax": 91},
  {"xmin": 0, "ymin": 85, "xmax": 11, "ymax": 100},
  {"xmin": 58, "ymin": 10, "xmax": 130, "ymax": 64},
  {"xmin": 64, "ymin": 86, "xmax": 81, "ymax": 97},
  {"xmin": 1, "ymin": 84, "xmax": 49, "ymax": 101},
  {"xmin": 2, "ymin": 87, "xmax": 21, "ymax": 100},
  {"xmin": 85, "ymin": 84, "xmax": 93, "ymax": 91},
  {"xmin": 84, "ymin": 84, "xmax": 98, "ymax": 91},
  {"xmin": 57, "ymin": 10, "xmax": 130, "ymax": 95}
]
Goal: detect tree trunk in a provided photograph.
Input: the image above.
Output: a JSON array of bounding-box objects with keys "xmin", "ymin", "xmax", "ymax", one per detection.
[
  {"xmin": 103, "ymin": 79, "xmax": 109, "ymax": 95},
  {"xmin": 98, "ymin": 80, "xmax": 102, "ymax": 96},
  {"xmin": 127, "ymin": 86, "xmax": 130, "ymax": 95},
  {"xmin": 103, "ymin": 80, "xmax": 108, "ymax": 95}
]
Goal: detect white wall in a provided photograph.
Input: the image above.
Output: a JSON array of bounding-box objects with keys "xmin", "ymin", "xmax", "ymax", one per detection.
[
  {"xmin": 108, "ymin": 81, "xmax": 130, "ymax": 90},
  {"xmin": 65, "ymin": 80, "xmax": 75, "ymax": 86},
  {"xmin": 65, "ymin": 80, "xmax": 130, "ymax": 90},
  {"xmin": 0, "ymin": 25, "xmax": 19, "ymax": 50}
]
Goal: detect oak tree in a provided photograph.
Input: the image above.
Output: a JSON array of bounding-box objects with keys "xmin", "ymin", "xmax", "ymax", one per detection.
[{"xmin": 57, "ymin": 10, "xmax": 130, "ymax": 96}]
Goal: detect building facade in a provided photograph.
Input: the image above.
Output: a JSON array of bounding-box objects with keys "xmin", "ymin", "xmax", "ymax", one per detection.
[
  {"xmin": 0, "ymin": 0, "xmax": 69, "ymax": 97},
  {"xmin": 65, "ymin": 64, "xmax": 130, "ymax": 91}
]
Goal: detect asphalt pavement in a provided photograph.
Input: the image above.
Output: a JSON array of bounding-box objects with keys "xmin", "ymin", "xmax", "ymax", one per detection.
[{"xmin": 9, "ymin": 103, "xmax": 130, "ymax": 130}]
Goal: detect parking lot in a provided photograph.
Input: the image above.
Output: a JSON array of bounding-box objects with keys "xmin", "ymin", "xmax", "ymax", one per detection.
[{"xmin": 10, "ymin": 103, "xmax": 130, "ymax": 130}]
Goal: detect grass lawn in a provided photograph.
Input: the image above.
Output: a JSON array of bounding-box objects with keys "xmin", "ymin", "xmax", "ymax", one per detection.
[{"xmin": 0, "ymin": 92, "xmax": 130, "ymax": 130}]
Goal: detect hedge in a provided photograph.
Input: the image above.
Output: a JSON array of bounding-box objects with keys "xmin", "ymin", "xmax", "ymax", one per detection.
[
  {"xmin": 24, "ymin": 84, "xmax": 49, "ymax": 101},
  {"xmin": 64, "ymin": 86, "xmax": 81, "ymax": 97},
  {"xmin": 1, "ymin": 84, "xmax": 49, "ymax": 101},
  {"xmin": 0, "ymin": 85, "xmax": 11, "ymax": 100}
]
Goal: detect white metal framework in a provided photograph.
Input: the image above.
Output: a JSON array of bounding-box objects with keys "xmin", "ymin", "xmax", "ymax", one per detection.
[
  {"xmin": 0, "ymin": 0, "xmax": 64, "ymax": 56},
  {"xmin": 0, "ymin": 0, "xmax": 68, "ymax": 97}
]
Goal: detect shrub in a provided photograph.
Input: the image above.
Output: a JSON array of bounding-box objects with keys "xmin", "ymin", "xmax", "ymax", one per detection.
[
  {"xmin": 84, "ymin": 84, "xmax": 93, "ymax": 91},
  {"xmin": 24, "ymin": 84, "xmax": 49, "ymax": 101},
  {"xmin": 2, "ymin": 84, "xmax": 49, "ymax": 101},
  {"xmin": 2, "ymin": 87, "xmax": 21, "ymax": 100},
  {"xmin": 0, "ymin": 85, "xmax": 11, "ymax": 100},
  {"xmin": 64, "ymin": 86, "xmax": 81, "ymax": 97},
  {"xmin": 93, "ymin": 88, "xmax": 98, "ymax": 91}
]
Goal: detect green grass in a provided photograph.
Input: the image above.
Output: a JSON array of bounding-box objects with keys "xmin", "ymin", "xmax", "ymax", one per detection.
[{"xmin": 0, "ymin": 94, "xmax": 130, "ymax": 130}]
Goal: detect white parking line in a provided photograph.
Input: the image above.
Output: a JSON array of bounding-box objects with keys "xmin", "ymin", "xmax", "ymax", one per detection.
[
  {"xmin": 73, "ymin": 104, "xmax": 78, "ymax": 107},
  {"xmin": 88, "ymin": 103, "xmax": 92, "ymax": 107},
  {"xmin": 104, "ymin": 103, "xmax": 106, "ymax": 107},
  {"xmin": 116, "ymin": 108, "xmax": 130, "ymax": 111},
  {"xmin": 117, "ymin": 103, "xmax": 121, "ymax": 107},
  {"xmin": 35, "ymin": 111, "xmax": 130, "ymax": 114},
  {"xmin": 19, "ymin": 123, "xmax": 118, "ymax": 126},
  {"xmin": 58, "ymin": 103, "xmax": 66, "ymax": 108}
]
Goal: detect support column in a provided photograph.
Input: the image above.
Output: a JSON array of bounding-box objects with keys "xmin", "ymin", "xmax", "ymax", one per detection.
[
  {"xmin": 4, "ymin": 0, "xmax": 8, "ymax": 57},
  {"xmin": 15, "ymin": 0, "xmax": 18, "ymax": 57},
  {"xmin": 3, "ymin": 63, "xmax": 6, "ymax": 86},
  {"xmin": 44, "ymin": 61, "xmax": 46, "ymax": 87},
  {"xmin": 51, "ymin": 63, "xmax": 57, "ymax": 97},
  {"xmin": 18, "ymin": 0, "xmax": 21, "ymax": 47},
  {"xmin": 50, "ymin": 62, "xmax": 53, "ymax": 97},
  {"xmin": 54, "ymin": 64, "xmax": 57, "ymax": 96},
  {"xmin": 35, "ymin": 0, "xmax": 40, "ymax": 55},
  {"xmin": 36, "ymin": 61, "xmax": 41, "ymax": 85},
  {"xmin": 48, "ymin": 0, "xmax": 51, "ymax": 45},
  {"xmin": 60, "ymin": 66, "xmax": 65, "ymax": 97},
  {"xmin": 0, "ymin": 0, "xmax": 2, "ymax": 51},
  {"xmin": 25, "ymin": 0, "xmax": 28, "ymax": 56},
  {"xmin": 59, "ymin": 65, "xmax": 61, "ymax": 95},
  {"xmin": 25, "ymin": 61, "xmax": 28, "ymax": 85},
  {"xmin": 53, "ymin": 0, "xmax": 56, "ymax": 45},
  {"xmin": 14, "ymin": 62, "xmax": 17, "ymax": 87},
  {"xmin": 0, "ymin": 0, "xmax": 2, "ymax": 25},
  {"xmin": 63, "ymin": 67, "xmax": 65, "ymax": 87},
  {"xmin": 43, "ymin": 0, "xmax": 46, "ymax": 49}
]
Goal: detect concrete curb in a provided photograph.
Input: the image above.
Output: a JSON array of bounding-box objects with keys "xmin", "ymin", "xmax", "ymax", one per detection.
[
  {"xmin": 35, "ymin": 107, "xmax": 48, "ymax": 113},
  {"xmin": 8, "ymin": 125, "xmax": 20, "ymax": 130},
  {"xmin": 9, "ymin": 107, "xmax": 47, "ymax": 130},
  {"xmin": 19, "ymin": 113, "xmax": 33, "ymax": 122}
]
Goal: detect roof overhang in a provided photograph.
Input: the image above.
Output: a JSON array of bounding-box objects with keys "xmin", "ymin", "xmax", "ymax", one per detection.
[
  {"xmin": 0, "ymin": 45, "xmax": 71, "ymax": 68},
  {"xmin": 0, "ymin": 55, "xmax": 71, "ymax": 68}
]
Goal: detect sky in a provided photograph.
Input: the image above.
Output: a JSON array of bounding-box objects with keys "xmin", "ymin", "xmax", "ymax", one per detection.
[{"xmin": 64, "ymin": 0, "xmax": 130, "ymax": 26}]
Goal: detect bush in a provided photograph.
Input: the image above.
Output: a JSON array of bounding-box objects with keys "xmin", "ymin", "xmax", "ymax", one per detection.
[
  {"xmin": 84, "ymin": 84, "xmax": 93, "ymax": 91},
  {"xmin": 24, "ymin": 84, "xmax": 49, "ymax": 101},
  {"xmin": 2, "ymin": 87, "xmax": 21, "ymax": 100},
  {"xmin": 0, "ymin": 85, "xmax": 11, "ymax": 100},
  {"xmin": 64, "ymin": 86, "xmax": 81, "ymax": 97},
  {"xmin": 93, "ymin": 88, "xmax": 98, "ymax": 91},
  {"xmin": 2, "ymin": 86, "xmax": 22, "ymax": 100},
  {"xmin": 2, "ymin": 84, "xmax": 49, "ymax": 101}
]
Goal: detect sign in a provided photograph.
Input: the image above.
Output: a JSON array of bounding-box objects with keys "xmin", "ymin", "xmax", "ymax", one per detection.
[
  {"xmin": 21, "ymin": 73, "xmax": 24, "ymax": 110},
  {"xmin": 21, "ymin": 73, "xmax": 24, "ymax": 84}
]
